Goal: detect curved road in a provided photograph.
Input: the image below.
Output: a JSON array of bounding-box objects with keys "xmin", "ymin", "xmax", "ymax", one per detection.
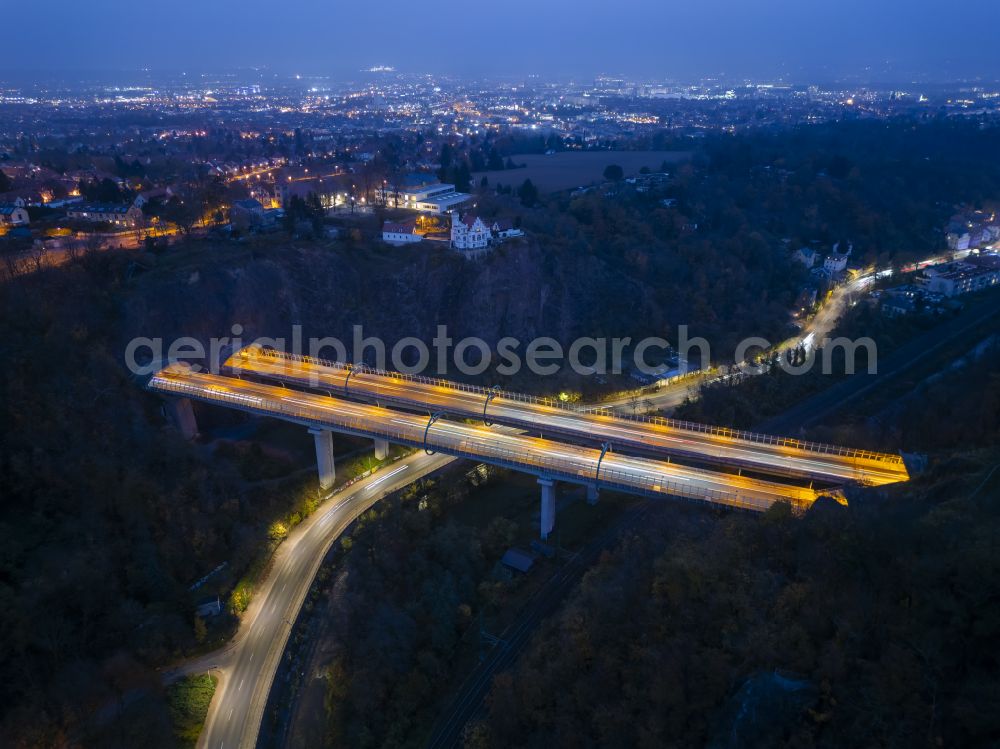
[
  {"xmin": 183, "ymin": 450, "xmax": 454, "ymax": 749},
  {"xmin": 597, "ymin": 271, "xmax": 878, "ymax": 414},
  {"xmin": 173, "ymin": 258, "xmax": 957, "ymax": 747},
  {"xmin": 164, "ymin": 273, "xmax": 881, "ymax": 748}
]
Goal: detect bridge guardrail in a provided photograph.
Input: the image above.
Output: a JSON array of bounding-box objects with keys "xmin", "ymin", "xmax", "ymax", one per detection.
[
  {"xmin": 584, "ymin": 409, "xmax": 905, "ymax": 465},
  {"xmin": 239, "ymin": 346, "xmax": 905, "ymax": 468},
  {"xmin": 150, "ymin": 371, "xmax": 800, "ymax": 513}
]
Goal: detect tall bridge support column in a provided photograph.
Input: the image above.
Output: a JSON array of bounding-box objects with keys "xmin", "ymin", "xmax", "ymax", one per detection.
[
  {"xmin": 538, "ymin": 478, "xmax": 557, "ymax": 539},
  {"xmin": 166, "ymin": 397, "xmax": 198, "ymax": 441},
  {"xmin": 586, "ymin": 485, "xmax": 599, "ymax": 505},
  {"xmin": 374, "ymin": 438, "xmax": 389, "ymax": 461},
  {"xmin": 309, "ymin": 428, "xmax": 336, "ymax": 490}
]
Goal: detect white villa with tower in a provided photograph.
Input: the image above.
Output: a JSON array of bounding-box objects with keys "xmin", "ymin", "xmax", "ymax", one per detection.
[{"xmin": 450, "ymin": 213, "xmax": 523, "ymax": 253}]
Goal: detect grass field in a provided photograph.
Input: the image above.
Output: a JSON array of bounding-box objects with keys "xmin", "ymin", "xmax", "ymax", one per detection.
[
  {"xmin": 167, "ymin": 673, "xmax": 218, "ymax": 747},
  {"xmin": 474, "ymin": 150, "xmax": 691, "ymax": 192}
]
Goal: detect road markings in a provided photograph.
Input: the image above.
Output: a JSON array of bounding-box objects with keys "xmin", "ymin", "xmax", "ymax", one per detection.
[
  {"xmin": 239, "ymin": 678, "xmax": 244, "ymax": 692},
  {"xmin": 367, "ymin": 464, "xmax": 410, "ymax": 491}
]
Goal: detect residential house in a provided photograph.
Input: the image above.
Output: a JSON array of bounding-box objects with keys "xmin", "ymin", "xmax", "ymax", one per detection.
[
  {"xmin": 451, "ymin": 214, "xmax": 491, "ymax": 251},
  {"xmin": 46, "ymin": 196, "xmax": 84, "ymax": 209},
  {"xmin": 947, "ymin": 231, "xmax": 972, "ymax": 251},
  {"xmin": 230, "ymin": 198, "xmax": 266, "ymax": 230},
  {"xmin": 824, "ymin": 242, "xmax": 852, "ymax": 275},
  {"xmin": 260, "ymin": 208, "xmax": 285, "ymax": 231},
  {"xmin": 880, "ymin": 284, "xmax": 946, "ymax": 317},
  {"xmin": 490, "ymin": 218, "xmax": 523, "ymax": 241},
  {"xmin": 824, "ymin": 252, "xmax": 849, "ymax": 274},
  {"xmin": 793, "ymin": 247, "xmax": 817, "ymax": 268},
  {"xmin": 195, "ymin": 596, "xmax": 222, "ymax": 618},
  {"xmin": 382, "ymin": 219, "xmax": 422, "ymax": 245},
  {"xmin": 882, "ymin": 295, "xmax": 918, "ymax": 318},
  {"xmin": 0, "ymin": 189, "xmax": 49, "ymax": 207},
  {"xmin": 0, "ymin": 204, "xmax": 30, "ymax": 227},
  {"xmin": 66, "ymin": 202, "xmax": 143, "ymax": 227},
  {"xmin": 133, "ymin": 186, "xmax": 173, "ymax": 209},
  {"xmin": 946, "ymin": 210, "xmax": 1000, "ymax": 250}
]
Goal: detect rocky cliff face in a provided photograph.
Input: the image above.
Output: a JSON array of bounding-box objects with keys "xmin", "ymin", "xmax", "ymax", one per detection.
[
  {"xmin": 118, "ymin": 230, "xmax": 795, "ymax": 389},
  {"xmin": 120, "ymin": 239, "xmax": 659, "ymax": 378}
]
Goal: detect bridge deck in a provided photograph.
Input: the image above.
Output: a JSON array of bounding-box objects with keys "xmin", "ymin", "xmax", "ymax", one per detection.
[
  {"xmin": 149, "ymin": 365, "xmax": 828, "ymax": 513},
  {"xmin": 227, "ymin": 346, "xmax": 909, "ymax": 487}
]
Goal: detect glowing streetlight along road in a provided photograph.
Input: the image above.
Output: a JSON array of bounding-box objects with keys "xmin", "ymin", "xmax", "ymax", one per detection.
[
  {"xmin": 226, "ymin": 346, "xmax": 909, "ymax": 487},
  {"xmin": 594, "ymin": 270, "xmax": 883, "ymax": 415},
  {"xmin": 149, "ymin": 365, "xmax": 829, "ymax": 512},
  {"xmin": 169, "ymin": 448, "xmax": 454, "ymax": 749},
  {"xmin": 148, "ymin": 350, "xmax": 906, "ymax": 749}
]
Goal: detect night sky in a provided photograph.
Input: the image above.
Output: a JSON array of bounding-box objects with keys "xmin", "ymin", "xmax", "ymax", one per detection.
[{"xmin": 9, "ymin": 0, "xmax": 1000, "ymax": 81}]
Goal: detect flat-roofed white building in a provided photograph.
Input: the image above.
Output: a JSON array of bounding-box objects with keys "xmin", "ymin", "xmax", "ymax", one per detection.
[
  {"xmin": 921, "ymin": 260, "xmax": 1000, "ymax": 297},
  {"xmin": 380, "ymin": 174, "xmax": 471, "ymax": 214}
]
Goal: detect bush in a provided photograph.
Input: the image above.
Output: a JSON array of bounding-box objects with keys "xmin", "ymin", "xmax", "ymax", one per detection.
[{"xmin": 166, "ymin": 673, "xmax": 217, "ymax": 747}]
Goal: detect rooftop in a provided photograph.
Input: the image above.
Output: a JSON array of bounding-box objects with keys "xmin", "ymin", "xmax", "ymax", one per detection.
[
  {"xmin": 383, "ymin": 219, "xmax": 417, "ymax": 234},
  {"xmin": 68, "ymin": 202, "xmax": 133, "ymax": 213},
  {"xmin": 500, "ymin": 548, "xmax": 534, "ymax": 573}
]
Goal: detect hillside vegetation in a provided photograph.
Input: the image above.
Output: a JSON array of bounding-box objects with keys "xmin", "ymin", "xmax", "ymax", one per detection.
[{"xmin": 3, "ymin": 119, "xmax": 1000, "ymax": 745}]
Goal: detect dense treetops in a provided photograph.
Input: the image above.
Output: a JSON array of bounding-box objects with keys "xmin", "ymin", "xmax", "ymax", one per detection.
[{"xmin": 3, "ymin": 117, "xmax": 1000, "ymax": 744}]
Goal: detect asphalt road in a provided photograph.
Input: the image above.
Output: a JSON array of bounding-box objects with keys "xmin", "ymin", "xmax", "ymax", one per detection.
[
  {"xmin": 152, "ymin": 272, "xmax": 892, "ymax": 749},
  {"xmin": 228, "ymin": 345, "xmax": 907, "ymax": 485},
  {"xmin": 761, "ymin": 287, "xmax": 1000, "ymax": 434},
  {"xmin": 150, "ymin": 367, "xmax": 827, "ymax": 511},
  {"xmin": 179, "ymin": 450, "xmax": 454, "ymax": 749},
  {"xmin": 598, "ymin": 271, "xmax": 878, "ymax": 414},
  {"xmin": 148, "ymin": 364, "xmax": 822, "ymax": 749},
  {"xmin": 164, "ymin": 258, "xmax": 969, "ymax": 748}
]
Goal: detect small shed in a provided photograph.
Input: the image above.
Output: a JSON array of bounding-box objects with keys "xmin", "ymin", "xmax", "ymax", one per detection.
[
  {"xmin": 500, "ymin": 548, "xmax": 535, "ymax": 575},
  {"xmin": 195, "ymin": 595, "xmax": 222, "ymax": 618}
]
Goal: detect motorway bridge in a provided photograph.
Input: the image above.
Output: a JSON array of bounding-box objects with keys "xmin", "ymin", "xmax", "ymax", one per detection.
[
  {"xmin": 150, "ymin": 364, "xmax": 825, "ymax": 520},
  {"xmin": 146, "ymin": 351, "xmax": 910, "ymax": 749},
  {"xmin": 149, "ymin": 352, "xmax": 909, "ymax": 538},
  {"xmin": 225, "ymin": 344, "xmax": 909, "ymax": 486}
]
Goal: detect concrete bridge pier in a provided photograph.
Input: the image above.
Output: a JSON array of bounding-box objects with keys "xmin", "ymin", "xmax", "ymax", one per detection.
[
  {"xmin": 538, "ymin": 477, "xmax": 557, "ymax": 539},
  {"xmin": 309, "ymin": 427, "xmax": 336, "ymax": 490},
  {"xmin": 166, "ymin": 397, "xmax": 198, "ymax": 440},
  {"xmin": 374, "ymin": 438, "xmax": 389, "ymax": 461},
  {"xmin": 586, "ymin": 485, "xmax": 600, "ymax": 505}
]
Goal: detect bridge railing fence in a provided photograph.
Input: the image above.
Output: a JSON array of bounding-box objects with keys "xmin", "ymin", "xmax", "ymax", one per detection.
[
  {"xmin": 247, "ymin": 345, "xmax": 567, "ymax": 407},
  {"xmin": 583, "ymin": 409, "xmax": 905, "ymax": 465},
  {"xmin": 241, "ymin": 347, "xmax": 903, "ymax": 467},
  {"xmin": 150, "ymin": 373, "xmax": 791, "ymax": 513}
]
